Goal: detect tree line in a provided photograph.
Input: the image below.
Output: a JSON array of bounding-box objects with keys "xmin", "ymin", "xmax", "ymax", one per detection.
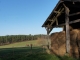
[{"xmin": 0, "ymin": 34, "xmax": 47, "ymax": 46}]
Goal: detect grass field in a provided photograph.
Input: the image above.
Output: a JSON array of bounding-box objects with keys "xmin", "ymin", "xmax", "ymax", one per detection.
[
  {"xmin": 0, "ymin": 40, "xmax": 39, "ymax": 48},
  {"xmin": 0, "ymin": 47, "xmax": 78, "ymax": 60},
  {"xmin": 0, "ymin": 40, "xmax": 79, "ymax": 60},
  {"xmin": 0, "ymin": 39, "xmax": 48, "ymax": 48},
  {"xmin": 0, "ymin": 47, "xmax": 79, "ymax": 60},
  {"xmin": 0, "ymin": 47, "xmax": 45, "ymax": 60}
]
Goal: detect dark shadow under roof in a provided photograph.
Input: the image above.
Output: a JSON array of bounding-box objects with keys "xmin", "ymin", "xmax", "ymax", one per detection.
[{"xmin": 42, "ymin": 0, "xmax": 80, "ymax": 29}]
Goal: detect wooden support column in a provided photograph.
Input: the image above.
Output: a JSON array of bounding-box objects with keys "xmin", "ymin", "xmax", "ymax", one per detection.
[
  {"xmin": 63, "ymin": 4, "xmax": 70, "ymax": 54},
  {"xmin": 46, "ymin": 28, "xmax": 51, "ymax": 49}
]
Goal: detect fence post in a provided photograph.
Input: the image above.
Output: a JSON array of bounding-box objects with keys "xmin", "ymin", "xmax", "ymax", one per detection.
[
  {"xmin": 31, "ymin": 44, "xmax": 32, "ymax": 53},
  {"xmin": 43, "ymin": 45, "xmax": 44, "ymax": 53},
  {"xmin": 13, "ymin": 47, "xmax": 14, "ymax": 56}
]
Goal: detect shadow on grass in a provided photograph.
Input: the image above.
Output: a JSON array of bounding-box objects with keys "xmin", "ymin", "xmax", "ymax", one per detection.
[
  {"xmin": 0, "ymin": 47, "xmax": 80, "ymax": 60},
  {"xmin": 0, "ymin": 47, "xmax": 47, "ymax": 60}
]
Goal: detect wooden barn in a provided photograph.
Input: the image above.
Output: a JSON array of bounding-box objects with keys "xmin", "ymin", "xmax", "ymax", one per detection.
[{"xmin": 42, "ymin": 0, "xmax": 80, "ymax": 57}]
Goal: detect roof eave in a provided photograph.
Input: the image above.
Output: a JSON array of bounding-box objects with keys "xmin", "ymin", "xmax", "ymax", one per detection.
[{"xmin": 42, "ymin": 0, "xmax": 63, "ymax": 27}]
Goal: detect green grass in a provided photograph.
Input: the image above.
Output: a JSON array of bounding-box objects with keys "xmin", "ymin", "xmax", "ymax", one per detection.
[
  {"xmin": 0, "ymin": 40, "xmax": 79, "ymax": 60},
  {"xmin": 0, "ymin": 47, "xmax": 46, "ymax": 60},
  {"xmin": 0, "ymin": 47, "xmax": 79, "ymax": 60},
  {"xmin": 0, "ymin": 40, "xmax": 38, "ymax": 48}
]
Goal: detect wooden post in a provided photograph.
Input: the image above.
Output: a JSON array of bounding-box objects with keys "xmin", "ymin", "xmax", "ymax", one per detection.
[
  {"xmin": 42, "ymin": 45, "xmax": 44, "ymax": 53},
  {"xmin": 13, "ymin": 47, "xmax": 14, "ymax": 56},
  {"xmin": 47, "ymin": 28, "xmax": 51, "ymax": 49},
  {"xmin": 31, "ymin": 44, "xmax": 32, "ymax": 53},
  {"xmin": 31, "ymin": 44, "xmax": 32, "ymax": 50},
  {"xmin": 63, "ymin": 4, "xmax": 70, "ymax": 54}
]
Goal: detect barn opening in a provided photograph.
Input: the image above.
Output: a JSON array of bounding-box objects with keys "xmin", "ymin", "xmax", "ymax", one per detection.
[{"xmin": 42, "ymin": 0, "xmax": 80, "ymax": 57}]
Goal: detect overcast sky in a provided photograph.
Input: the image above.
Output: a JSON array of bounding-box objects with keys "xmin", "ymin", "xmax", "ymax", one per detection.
[{"xmin": 0, "ymin": 0, "xmax": 62, "ymax": 36}]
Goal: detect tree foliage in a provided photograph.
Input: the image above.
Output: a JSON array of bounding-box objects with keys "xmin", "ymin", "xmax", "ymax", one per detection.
[{"xmin": 0, "ymin": 34, "xmax": 47, "ymax": 46}]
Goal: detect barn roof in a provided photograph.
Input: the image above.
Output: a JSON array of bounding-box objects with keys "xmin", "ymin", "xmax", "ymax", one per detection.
[{"xmin": 42, "ymin": 0, "xmax": 80, "ymax": 33}]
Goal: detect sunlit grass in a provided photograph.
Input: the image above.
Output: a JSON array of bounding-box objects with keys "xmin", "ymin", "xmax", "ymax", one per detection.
[
  {"xmin": 0, "ymin": 40, "xmax": 38, "ymax": 48},
  {"xmin": 0, "ymin": 38, "xmax": 48, "ymax": 48},
  {"xmin": 0, "ymin": 40, "xmax": 79, "ymax": 60}
]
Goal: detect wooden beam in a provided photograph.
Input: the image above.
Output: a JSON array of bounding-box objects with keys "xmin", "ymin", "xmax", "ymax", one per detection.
[
  {"xmin": 67, "ymin": 4, "xmax": 80, "ymax": 9},
  {"xmin": 43, "ymin": 7, "xmax": 64, "ymax": 29},
  {"xmin": 69, "ymin": 19, "xmax": 80, "ymax": 24},
  {"xmin": 44, "ymin": 18, "xmax": 80, "ymax": 34},
  {"xmin": 54, "ymin": 23, "xmax": 65, "ymax": 27},
  {"xmin": 45, "ymin": 18, "xmax": 80, "ymax": 34},
  {"xmin": 44, "ymin": 18, "xmax": 80, "ymax": 31},
  {"xmin": 63, "ymin": 4, "xmax": 70, "ymax": 54},
  {"xmin": 47, "ymin": 24, "xmax": 50, "ymax": 28},
  {"xmin": 54, "ymin": 11, "xmax": 64, "ymax": 13},
  {"xmin": 54, "ymin": 11, "xmax": 60, "ymax": 13},
  {"xmin": 50, "ymin": 8, "xmax": 64, "ymax": 27},
  {"xmin": 48, "ymin": 19, "xmax": 53, "ymax": 22},
  {"xmin": 54, "ymin": 19, "xmax": 80, "ymax": 27},
  {"xmin": 56, "ymin": 18, "xmax": 58, "ymax": 25},
  {"xmin": 69, "ymin": 12, "xmax": 80, "ymax": 16},
  {"xmin": 48, "ymin": 7, "xmax": 62, "ymax": 27},
  {"xmin": 48, "ymin": 27, "xmax": 54, "ymax": 34}
]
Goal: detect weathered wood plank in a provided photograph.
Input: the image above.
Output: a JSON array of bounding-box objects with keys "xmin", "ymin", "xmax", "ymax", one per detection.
[
  {"xmin": 54, "ymin": 19, "xmax": 80, "ymax": 27},
  {"xmin": 46, "ymin": 28, "xmax": 51, "ymax": 49},
  {"xmin": 69, "ymin": 12, "xmax": 80, "ymax": 16},
  {"xmin": 63, "ymin": 4, "xmax": 70, "ymax": 54},
  {"xmin": 49, "ymin": 8, "xmax": 64, "ymax": 28},
  {"xmin": 44, "ymin": 19, "xmax": 80, "ymax": 34},
  {"xmin": 54, "ymin": 11, "xmax": 64, "ymax": 13},
  {"xmin": 70, "ymin": 19, "xmax": 80, "ymax": 24},
  {"xmin": 48, "ymin": 27, "xmax": 54, "ymax": 34}
]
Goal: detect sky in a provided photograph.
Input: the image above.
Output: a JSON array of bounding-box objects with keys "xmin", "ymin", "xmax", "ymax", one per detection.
[{"xmin": 0, "ymin": 0, "xmax": 62, "ymax": 36}]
